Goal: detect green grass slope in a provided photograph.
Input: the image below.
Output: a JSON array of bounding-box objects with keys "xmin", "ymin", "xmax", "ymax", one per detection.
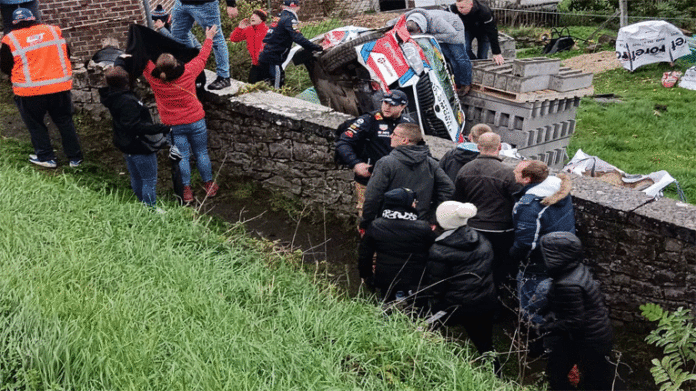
[{"xmin": 0, "ymin": 139, "xmax": 513, "ymax": 390}]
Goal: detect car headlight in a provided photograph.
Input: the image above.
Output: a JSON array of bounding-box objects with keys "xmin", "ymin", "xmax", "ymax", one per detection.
[{"xmin": 401, "ymin": 41, "xmax": 424, "ymax": 75}]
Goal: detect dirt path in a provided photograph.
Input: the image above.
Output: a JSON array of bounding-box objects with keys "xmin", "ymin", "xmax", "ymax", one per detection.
[{"xmin": 561, "ymin": 50, "xmax": 622, "ymax": 74}]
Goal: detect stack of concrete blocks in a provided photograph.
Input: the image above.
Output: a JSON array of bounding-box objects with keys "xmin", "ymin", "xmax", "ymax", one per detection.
[
  {"xmin": 469, "ymin": 32, "xmax": 517, "ymax": 60},
  {"xmin": 461, "ymin": 57, "xmax": 594, "ymax": 168}
]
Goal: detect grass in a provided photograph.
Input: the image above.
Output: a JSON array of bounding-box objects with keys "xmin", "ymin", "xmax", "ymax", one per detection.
[
  {"xmin": 569, "ymin": 61, "xmax": 696, "ymax": 202},
  {"xmin": 0, "ymin": 138, "xmax": 513, "ymax": 390}
]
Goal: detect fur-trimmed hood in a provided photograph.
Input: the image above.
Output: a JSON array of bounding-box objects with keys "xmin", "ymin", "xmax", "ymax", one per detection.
[{"xmin": 524, "ymin": 172, "xmax": 572, "ymax": 206}]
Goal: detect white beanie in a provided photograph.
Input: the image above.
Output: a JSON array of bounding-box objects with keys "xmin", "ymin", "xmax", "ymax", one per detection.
[
  {"xmin": 436, "ymin": 201, "xmax": 477, "ymax": 230},
  {"xmin": 407, "ymin": 13, "xmax": 427, "ymax": 34}
]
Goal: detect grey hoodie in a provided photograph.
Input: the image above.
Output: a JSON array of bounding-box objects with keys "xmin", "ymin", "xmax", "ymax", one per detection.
[
  {"xmin": 361, "ymin": 144, "xmax": 454, "ymax": 228},
  {"xmin": 388, "ymin": 8, "xmax": 467, "ymax": 45}
]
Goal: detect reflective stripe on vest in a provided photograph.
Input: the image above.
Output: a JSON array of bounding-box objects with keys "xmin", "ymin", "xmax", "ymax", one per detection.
[{"xmin": 5, "ymin": 25, "xmax": 72, "ymax": 96}]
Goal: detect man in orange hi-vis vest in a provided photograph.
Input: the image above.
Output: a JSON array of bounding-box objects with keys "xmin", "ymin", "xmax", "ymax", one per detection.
[{"xmin": 0, "ymin": 7, "xmax": 83, "ymax": 168}]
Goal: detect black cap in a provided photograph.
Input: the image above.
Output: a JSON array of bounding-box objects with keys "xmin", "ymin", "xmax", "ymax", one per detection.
[
  {"xmin": 151, "ymin": 4, "xmax": 169, "ymax": 21},
  {"xmin": 383, "ymin": 188, "xmax": 417, "ymax": 210},
  {"xmin": 382, "ymin": 90, "xmax": 408, "ymax": 106}
]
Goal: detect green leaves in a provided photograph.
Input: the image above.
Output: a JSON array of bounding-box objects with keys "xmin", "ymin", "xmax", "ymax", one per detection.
[{"xmin": 641, "ymin": 303, "xmax": 696, "ymax": 391}]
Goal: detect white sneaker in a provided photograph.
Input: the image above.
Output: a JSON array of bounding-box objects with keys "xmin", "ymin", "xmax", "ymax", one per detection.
[{"xmin": 29, "ymin": 154, "xmax": 57, "ymax": 168}]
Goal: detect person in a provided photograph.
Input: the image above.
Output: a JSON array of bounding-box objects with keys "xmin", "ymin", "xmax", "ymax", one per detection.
[
  {"xmin": 360, "ymin": 123, "xmax": 454, "ymax": 229},
  {"xmin": 151, "ymin": 4, "xmax": 201, "ymax": 49},
  {"xmin": 256, "ymin": 0, "xmax": 322, "ymax": 89},
  {"xmin": 143, "ymin": 24, "xmax": 220, "ymax": 204},
  {"xmin": 0, "ymin": 8, "xmax": 84, "ymax": 168},
  {"xmin": 358, "ymin": 188, "xmax": 436, "ymax": 301},
  {"xmin": 438, "ymin": 123, "xmax": 491, "ymax": 183},
  {"xmin": 398, "ymin": 8, "xmax": 472, "ymax": 93},
  {"xmin": 425, "ymin": 201, "xmax": 499, "ymax": 368},
  {"xmin": 540, "ymin": 232, "xmax": 614, "ymax": 391},
  {"xmin": 170, "ymin": 0, "xmax": 236, "ymax": 90},
  {"xmin": 448, "ymin": 0, "xmax": 505, "ymax": 66},
  {"xmin": 511, "ymin": 160, "xmax": 575, "ymax": 328},
  {"xmin": 0, "ymin": 0, "xmax": 39, "ymax": 33},
  {"xmin": 454, "ymin": 132, "xmax": 522, "ymax": 290},
  {"xmin": 335, "ymin": 90, "xmax": 414, "ymax": 217},
  {"xmin": 229, "ymin": 9, "xmax": 268, "ymax": 83},
  {"xmin": 99, "ymin": 66, "xmax": 170, "ymax": 207}
]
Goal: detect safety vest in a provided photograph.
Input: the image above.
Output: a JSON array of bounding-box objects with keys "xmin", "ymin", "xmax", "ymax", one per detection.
[{"xmin": 1, "ymin": 24, "xmax": 72, "ymax": 97}]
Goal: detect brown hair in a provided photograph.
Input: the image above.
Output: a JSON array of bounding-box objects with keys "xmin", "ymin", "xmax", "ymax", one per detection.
[
  {"xmin": 253, "ymin": 9, "xmax": 267, "ymax": 22},
  {"xmin": 155, "ymin": 53, "xmax": 177, "ymax": 81},
  {"xmin": 469, "ymin": 123, "xmax": 492, "ymax": 143},
  {"xmin": 406, "ymin": 21, "xmax": 421, "ymax": 34},
  {"xmin": 395, "ymin": 123, "xmax": 423, "ymax": 144},
  {"xmin": 476, "ymin": 132, "xmax": 500, "ymax": 153},
  {"xmin": 521, "ymin": 160, "xmax": 549, "ymax": 184},
  {"xmin": 105, "ymin": 66, "xmax": 130, "ymax": 89}
]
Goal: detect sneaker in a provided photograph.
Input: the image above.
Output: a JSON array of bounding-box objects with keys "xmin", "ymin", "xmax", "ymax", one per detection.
[
  {"xmin": 29, "ymin": 154, "xmax": 57, "ymax": 168},
  {"xmin": 69, "ymin": 159, "xmax": 83, "ymax": 168},
  {"xmin": 207, "ymin": 76, "xmax": 231, "ymax": 91},
  {"xmin": 204, "ymin": 181, "xmax": 219, "ymax": 197},
  {"xmin": 182, "ymin": 185, "xmax": 194, "ymax": 203}
]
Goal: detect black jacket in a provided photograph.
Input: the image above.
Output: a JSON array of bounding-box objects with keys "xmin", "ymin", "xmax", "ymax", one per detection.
[
  {"xmin": 425, "ymin": 226, "xmax": 497, "ymax": 316},
  {"xmin": 335, "ymin": 110, "xmax": 414, "ymax": 185},
  {"xmin": 358, "ymin": 206, "xmax": 436, "ymax": 297},
  {"xmin": 447, "ymin": 0, "xmax": 501, "ymax": 55},
  {"xmin": 258, "ymin": 8, "xmax": 322, "ymax": 65},
  {"xmin": 99, "ymin": 86, "xmax": 169, "ymax": 155},
  {"xmin": 438, "ymin": 143, "xmax": 479, "ymax": 183},
  {"xmin": 361, "ymin": 145, "xmax": 454, "ymax": 228},
  {"xmin": 454, "ymin": 155, "xmax": 521, "ymax": 231},
  {"xmin": 541, "ymin": 232, "xmax": 612, "ymax": 347}
]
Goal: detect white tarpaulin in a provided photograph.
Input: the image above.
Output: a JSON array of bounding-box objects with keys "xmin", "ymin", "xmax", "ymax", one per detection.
[
  {"xmin": 616, "ymin": 21, "xmax": 691, "ymax": 71},
  {"xmin": 563, "ymin": 149, "xmax": 684, "ymax": 200},
  {"xmin": 679, "ymin": 66, "xmax": 696, "ymax": 90}
]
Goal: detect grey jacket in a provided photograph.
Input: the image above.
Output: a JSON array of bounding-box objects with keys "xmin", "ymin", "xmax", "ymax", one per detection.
[
  {"xmin": 361, "ymin": 144, "xmax": 455, "ymax": 228},
  {"xmin": 389, "ymin": 8, "xmax": 466, "ymax": 45}
]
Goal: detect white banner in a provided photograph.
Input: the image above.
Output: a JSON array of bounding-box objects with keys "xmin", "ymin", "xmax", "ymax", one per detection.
[{"xmin": 616, "ymin": 21, "xmax": 691, "ymax": 71}]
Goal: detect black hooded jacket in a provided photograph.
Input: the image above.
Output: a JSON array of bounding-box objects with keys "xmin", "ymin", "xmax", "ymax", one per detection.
[
  {"xmin": 358, "ymin": 204, "xmax": 436, "ymax": 297},
  {"xmin": 425, "ymin": 226, "xmax": 496, "ymax": 316},
  {"xmin": 99, "ymin": 86, "xmax": 169, "ymax": 155},
  {"xmin": 541, "ymin": 232, "xmax": 612, "ymax": 347}
]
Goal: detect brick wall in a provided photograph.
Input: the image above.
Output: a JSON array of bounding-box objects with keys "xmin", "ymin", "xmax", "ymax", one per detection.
[{"xmin": 37, "ymin": 0, "xmax": 174, "ymax": 61}]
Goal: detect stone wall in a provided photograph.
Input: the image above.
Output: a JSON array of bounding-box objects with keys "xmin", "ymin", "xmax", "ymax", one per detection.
[{"xmin": 72, "ymin": 68, "xmax": 696, "ymax": 325}]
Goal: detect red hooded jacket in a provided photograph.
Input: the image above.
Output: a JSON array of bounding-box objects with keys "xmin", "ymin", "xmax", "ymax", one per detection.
[{"xmin": 230, "ymin": 23, "xmax": 268, "ymax": 66}]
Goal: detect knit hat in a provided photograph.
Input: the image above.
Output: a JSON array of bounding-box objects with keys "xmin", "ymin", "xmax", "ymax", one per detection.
[
  {"xmin": 382, "ymin": 90, "xmax": 408, "ymax": 106},
  {"xmin": 284, "ymin": 0, "xmax": 300, "ymax": 7},
  {"xmin": 406, "ymin": 13, "xmax": 427, "ymax": 33},
  {"xmin": 151, "ymin": 4, "xmax": 169, "ymax": 22},
  {"xmin": 253, "ymin": 9, "xmax": 268, "ymax": 22},
  {"xmin": 12, "ymin": 8, "xmax": 35, "ymax": 24},
  {"xmin": 383, "ymin": 188, "xmax": 417, "ymax": 210},
  {"xmin": 436, "ymin": 201, "xmax": 477, "ymax": 230}
]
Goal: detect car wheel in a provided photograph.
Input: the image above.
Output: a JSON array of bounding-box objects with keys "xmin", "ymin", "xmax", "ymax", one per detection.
[
  {"xmin": 319, "ymin": 30, "xmax": 387, "ymax": 74},
  {"xmin": 415, "ymin": 75, "xmax": 450, "ymax": 139}
]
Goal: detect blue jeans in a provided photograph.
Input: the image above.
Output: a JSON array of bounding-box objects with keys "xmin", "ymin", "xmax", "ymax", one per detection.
[
  {"xmin": 439, "ymin": 43, "xmax": 472, "ymax": 86},
  {"xmin": 171, "ymin": 118, "xmax": 213, "ymax": 186},
  {"xmin": 465, "ymin": 30, "xmax": 491, "ymax": 60},
  {"xmin": 171, "ymin": 0, "xmax": 229, "ymax": 78},
  {"xmin": 125, "ymin": 153, "xmax": 158, "ymax": 206},
  {"xmin": 517, "ymin": 270, "xmax": 552, "ymax": 326}
]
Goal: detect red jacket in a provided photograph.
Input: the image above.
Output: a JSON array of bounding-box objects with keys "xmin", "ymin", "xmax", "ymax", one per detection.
[
  {"xmin": 143, "ymin": 38, "xmax": 212, "ymax": 126},
  {"xmin": 230, "ymin": 23, "xmax": 268, "ymax": 66}
]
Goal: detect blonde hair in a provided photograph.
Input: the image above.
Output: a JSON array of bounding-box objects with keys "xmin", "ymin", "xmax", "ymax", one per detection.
[
  {"xmin": 477, "ymin": 132, "xmax": 500, "ymax": 153},
  {"xmin": 396, "ymin": 123, "xmax": 423, "ymax": 144},
  {"xmin": 469, "ymin": 123, "xmax": 492, "ymax": 143}
]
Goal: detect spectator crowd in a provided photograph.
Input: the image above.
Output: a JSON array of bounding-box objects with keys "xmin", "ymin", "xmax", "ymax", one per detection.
[{"xmin": 0, "ymin": 1, "xmax": 615, "ymax": 388}]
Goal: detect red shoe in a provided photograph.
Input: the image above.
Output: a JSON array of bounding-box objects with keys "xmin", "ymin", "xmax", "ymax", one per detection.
[
  {"xmin": 204, "ymin": 181, "xmax": 219, "ymax": 197},
  {"xmin": 183, "ymin": 186, "xmax": 194, "ymax": 203}
]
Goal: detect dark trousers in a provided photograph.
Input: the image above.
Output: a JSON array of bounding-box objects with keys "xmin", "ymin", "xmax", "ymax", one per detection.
[
  {"xmin": 15, "ymin": 91, "xmax": 83, "ymax": 162},
  {"xmin": 453, "ymin": 310, "xmax": 500, "ymax": 373},
  {"xmin": 1, "ymin": 0, "xmax": 40, "ymax": 33},
  {"xmin": 475, "ymin": 230, "xmax": 516, "ymax": 290},
  {"xmin": 547, "ymin": 337, "xmax": 614, "ymax": 391},
  {"xmin": 256, "ymin": 62, "xmax": 285, "ymax": 89}
]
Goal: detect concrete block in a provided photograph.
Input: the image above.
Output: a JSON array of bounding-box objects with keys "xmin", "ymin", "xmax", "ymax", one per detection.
[
  {"xmin": 512, "ymin": 57, "xmax": 561, "ymax": 77},
  {"xmin": 506, "ymin": 74, "xmax": 552, "ymax": 93},
  {"xmin": 550, "ymin": 70, "xmax": 594, "ymax": 92},
  {"xmin": 494, "ymin": 73, "xmax": 508, "ymax": 90}
]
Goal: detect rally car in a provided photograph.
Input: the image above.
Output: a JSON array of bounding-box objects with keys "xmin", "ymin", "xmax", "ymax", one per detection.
[{"xmin": 289, "ymin": 16, "xmax": 466, "ymax": 143}]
